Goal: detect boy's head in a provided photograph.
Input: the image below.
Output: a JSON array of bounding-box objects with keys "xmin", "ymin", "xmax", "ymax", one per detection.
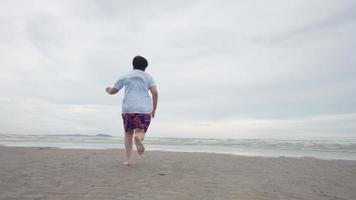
[{"xmin": 132, "ymin": 55, "xmax": 148, "ymax": 71}]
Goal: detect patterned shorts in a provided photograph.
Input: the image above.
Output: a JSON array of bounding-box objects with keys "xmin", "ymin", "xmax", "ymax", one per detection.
[{"xmin": 121, "ymin": 113, "xmax": 151, "ymax": 133}]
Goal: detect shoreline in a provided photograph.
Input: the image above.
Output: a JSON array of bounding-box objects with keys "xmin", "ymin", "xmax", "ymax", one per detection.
[
  {"xmin": 1, "ymin": 134, "xmax": 355, "ymax": 161},
  {"xmin": 0, "ymin": 144, "xmax": 355, "ymax": 161},
  {"xmin": 1, "ymin": 145, "xmax": 356, "ymax": 200}
]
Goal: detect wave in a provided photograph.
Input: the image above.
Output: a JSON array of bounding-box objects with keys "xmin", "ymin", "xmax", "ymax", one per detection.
[
  {"xmin": 25, "ymin": 134, "xmax": 113, "ymax": 138},
  {"xmin": 95, "ymin": 134, "xmax": 112, "ymax": 137}
]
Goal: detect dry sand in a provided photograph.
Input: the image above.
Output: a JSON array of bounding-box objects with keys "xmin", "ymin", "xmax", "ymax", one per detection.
[{"xmin": 0, "ymin": 145, "xmax": 355, "ymax": 200}]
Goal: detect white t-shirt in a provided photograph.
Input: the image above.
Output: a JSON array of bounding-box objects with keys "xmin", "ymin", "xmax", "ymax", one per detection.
[{"xmin": 114, "ymin": 69, "xmax": 156, "ymax": 114}]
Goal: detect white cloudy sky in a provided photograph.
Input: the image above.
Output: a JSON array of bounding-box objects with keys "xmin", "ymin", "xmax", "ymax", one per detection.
[{"xmin": 0, "ymin": 0, "xmax": 355, "ymax": 139}]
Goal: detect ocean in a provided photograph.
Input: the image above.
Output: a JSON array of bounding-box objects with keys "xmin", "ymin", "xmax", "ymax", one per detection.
[{"xmin": 1, "ymin": 134, "xmax": 355, "ymax": 160}]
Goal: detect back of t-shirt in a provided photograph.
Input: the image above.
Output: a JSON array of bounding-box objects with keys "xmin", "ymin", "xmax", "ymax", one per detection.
[{"xmin": 114, "ymin": 69, "xmax": 156, "ymax": 114}]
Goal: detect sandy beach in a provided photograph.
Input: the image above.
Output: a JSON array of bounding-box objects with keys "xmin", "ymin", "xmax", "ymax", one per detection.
[{"xmin": 0, "ymin": 146, "xmax": 355, "ymax": 200}]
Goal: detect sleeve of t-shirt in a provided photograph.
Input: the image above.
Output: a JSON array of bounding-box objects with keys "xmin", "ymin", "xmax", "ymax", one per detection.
[
  {"xmin": 113, "ymin": 77, "xmax": 125, "ymax": 90},
  {"xmin": 148, "ymin": 75, "xmax": 156, "ymax": 87}
]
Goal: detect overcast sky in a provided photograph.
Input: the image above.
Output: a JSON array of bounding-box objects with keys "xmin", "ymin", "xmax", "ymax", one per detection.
[{"xmin": 0, "ymin": 0, "xmax": 355, "ymax": 139}]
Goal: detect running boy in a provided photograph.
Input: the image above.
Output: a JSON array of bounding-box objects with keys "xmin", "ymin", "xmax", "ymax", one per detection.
[{"xmin": 105, "ymin": 55, "xmax": 158, "ymax": 166}]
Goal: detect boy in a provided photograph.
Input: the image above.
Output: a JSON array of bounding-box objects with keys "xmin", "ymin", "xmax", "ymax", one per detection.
[{"xmin": 105, "ymin": 55, "xmax": 158, "ymax": 166}]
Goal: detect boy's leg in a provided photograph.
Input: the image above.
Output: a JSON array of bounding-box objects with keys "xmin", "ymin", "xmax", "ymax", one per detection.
[
  {"xmin": 134, "ymin": 128, "xmax": 145, "ymax": 155},
  {"xmin": 124, "ymin": 129, "xmax": 134, "ymax": 165}
]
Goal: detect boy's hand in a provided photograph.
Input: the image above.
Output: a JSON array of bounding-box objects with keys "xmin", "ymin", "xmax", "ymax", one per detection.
[
  {"xmin": 151, "ymin": 110, "xmax": 155, "ymax": 118},
  {"xmin": 106, "ymin": 86, "xmax": 119, "ymax": 95},
  {"xmin": 105, "ymin": 87, "xmax": 112, "ymax": 94}
]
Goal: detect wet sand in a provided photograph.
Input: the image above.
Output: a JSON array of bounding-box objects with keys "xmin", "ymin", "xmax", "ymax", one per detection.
[{"xmin": 0, "ymin": 145, "xmax": 355, "ymax": 200}]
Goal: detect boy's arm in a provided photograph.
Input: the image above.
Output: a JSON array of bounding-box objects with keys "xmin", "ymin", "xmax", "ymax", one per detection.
[
  {"xmin": 105, "ymin": 86, "xmax": 119, "ymax": 95},
  {"xmin": 149, "ymin": 85, "xmax": 158, "ymax": 118}
]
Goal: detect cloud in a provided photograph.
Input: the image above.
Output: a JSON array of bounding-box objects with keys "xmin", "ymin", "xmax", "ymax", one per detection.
[
  {"xmin": 0, "ymin": 96, "xmax": 121, "ymax": 134},
  {"xmin": 0, "ymin": 0, "xmax": 355, "ymax": 138},
  {"xmin": 152, "ymin": 112, "xmax": 356, "ymax": 139}
]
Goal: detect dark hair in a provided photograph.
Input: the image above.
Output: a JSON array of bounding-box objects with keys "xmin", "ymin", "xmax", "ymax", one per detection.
[{"xmin": 132, "ymin": 55, "xmax": 148, "ymax": 71}]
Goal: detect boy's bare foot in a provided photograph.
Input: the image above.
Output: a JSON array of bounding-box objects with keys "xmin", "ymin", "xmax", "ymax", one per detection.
[
  {"xmin": 134, "ymin": 136, "xmax": 145, "ymax": 155},
  {"xmin": 124, "ymin": 161, "xmax": 132, "ymax": 166}
]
